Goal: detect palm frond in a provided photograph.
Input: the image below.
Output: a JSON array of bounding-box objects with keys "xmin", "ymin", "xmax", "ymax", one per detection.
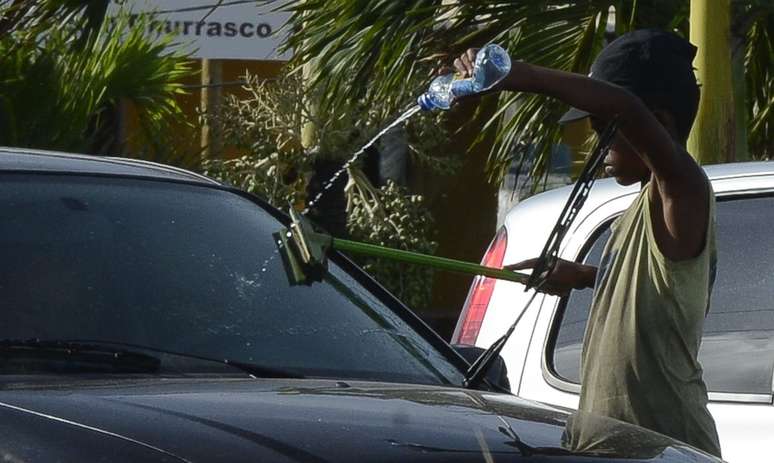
[
  {"xmin": 743, "ymin": 7, "xmax": 772, "ymax": 159},
  {"xmin": 272, "ymin": 0, "xmax": 768, "ymax": 185},
  {"xmin": 0, "ymin": 6, "xmax": 193, "ymax": 165}
]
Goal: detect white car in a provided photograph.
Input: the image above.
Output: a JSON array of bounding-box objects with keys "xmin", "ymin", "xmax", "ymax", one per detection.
[{"xmin": 453, "ymin": 161, "xmax": 774, "ymax": 463}]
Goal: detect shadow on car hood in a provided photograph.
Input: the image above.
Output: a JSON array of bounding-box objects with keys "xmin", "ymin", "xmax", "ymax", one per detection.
[{"xmin": 0, "ymin": 377, "xmax": 718, "ymax": 462}]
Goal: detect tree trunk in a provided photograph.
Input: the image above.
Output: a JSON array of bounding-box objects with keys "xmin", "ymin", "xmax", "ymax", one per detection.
[
  {"xmin": 688, "ymin": 0, "xmax": 736, "ymax": 164},
  {"xmin": 301, "ymin": 60, "xmax": 317, "ymax": 152},
  {"xmin": 730, "ymin": 3, "xmax": 751, "ymax": 161},
  {"xmin": 731, "ymin": 40, "xmax": 749, "ymax": 161},
  {"xmin": 201, "ymin": 59, "xmax": 223, "ymax": 159}
]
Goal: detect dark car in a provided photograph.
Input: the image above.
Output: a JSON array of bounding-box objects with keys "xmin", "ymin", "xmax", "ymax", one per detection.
[{"xmin": 0, "ymin": 147, "xmax": 723, "ymax": 462}]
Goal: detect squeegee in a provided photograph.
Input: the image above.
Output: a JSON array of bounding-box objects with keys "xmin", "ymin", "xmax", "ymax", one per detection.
[
  {"xmin": 274, "ymin": 208, "xmax": 529, "ymax": 287},
  {"xmin": 275, "ymin": 117, "xmax": 619, "ymax": 391}
]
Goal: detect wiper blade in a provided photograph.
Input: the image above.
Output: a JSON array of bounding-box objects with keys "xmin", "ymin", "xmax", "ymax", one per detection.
[
  {"xmin": 0, "ymin": 339, "xmax": 161, "ymax": 373},
  {"xmin": 464, "ymin": 119, "xmax": 619, "ymax": 390},
  {"xmin": 462, "ymin": 290, "xmax": 539, "ymax": 390},
  {"xmin": 219, "ymin": 359, "xmax": 305, "ymax": 379},
  {"xmin": 525, "ymin": 119, "xmax": 618, "ymax": 290},
  {"xmin": 0, "ymin": 339, "xmax": 304, "ymax": 379}
]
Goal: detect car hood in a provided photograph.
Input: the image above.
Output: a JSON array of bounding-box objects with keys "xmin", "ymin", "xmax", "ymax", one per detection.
[{"xmin": 0, "ymin": 377, "xmax": 718, "ymax": 462}]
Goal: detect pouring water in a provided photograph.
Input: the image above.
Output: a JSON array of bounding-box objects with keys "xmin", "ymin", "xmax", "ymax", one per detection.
[{"xmin": 303, "ymin": 44, "xmax": 511, "ymax": 214}]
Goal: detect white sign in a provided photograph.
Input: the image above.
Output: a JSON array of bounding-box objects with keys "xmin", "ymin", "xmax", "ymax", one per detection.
[{"xmin": 108, "ymin": 1, "xmax": 292, "ymax": 60}]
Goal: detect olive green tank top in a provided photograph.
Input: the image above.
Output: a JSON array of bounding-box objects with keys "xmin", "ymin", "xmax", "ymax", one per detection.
[{"xmin": 576, "ymin": 182, "xmax": 721, "ymax": 458}]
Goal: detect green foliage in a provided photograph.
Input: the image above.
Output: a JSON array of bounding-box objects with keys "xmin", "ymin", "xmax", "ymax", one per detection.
[
  {"xmin": 273, "ymin": 0, "xmax": 772, "ymax": 183},
  {"xmin": 742, "ymin": 4, "xmax": 773, "ymax": 159},
  {"xmin": 345, "ymin": 170, "xmax": 437, "ymax": 309},
  {"xmin": 202, "ymin": 72, "xmax": 311, "ymax": 206},
  {"xmin": 0, "ymin": 3, "xmax": 193, "ymax": 165},
  {"xmin": 204, "ymin": 152, "xmax": 308, "ymax": 207},
  {"xmin": 203, "ymin": 71, "xmax": 453, "ymax": 309},
  {"xmin": 280, "ymin": 0, "xmax": 448, "ymax": 122},
  {"xmin": 0, "ymin": 1, "xmax": 108, "ymax": 43}
]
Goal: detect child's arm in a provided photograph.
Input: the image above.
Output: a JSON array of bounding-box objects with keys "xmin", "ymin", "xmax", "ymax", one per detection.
[
  {"xmin": 455, "ymin": 50, "xmax": 710, "ymax": 260},
  {"xmin": 505, "ymin": 258, "xmax": 597, "ymax": 297}
]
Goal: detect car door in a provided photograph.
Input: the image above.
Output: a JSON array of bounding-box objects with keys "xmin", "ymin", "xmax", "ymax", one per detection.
[{"xmin": 519, "ymin": 181, "xmax": 774, "ymax": 463}]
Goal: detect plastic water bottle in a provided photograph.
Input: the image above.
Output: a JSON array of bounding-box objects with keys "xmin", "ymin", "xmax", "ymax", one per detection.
[{"xmin": 417, "ymin": 44, "xmax": 512, "ymax": 111}]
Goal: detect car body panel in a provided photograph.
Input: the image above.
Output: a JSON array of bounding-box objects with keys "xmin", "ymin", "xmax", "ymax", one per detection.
[
  {"xmin": 472, "ymin": 161, "xmax": 774, "ymax": 463},
  {"xmin": 0, "ymin": 378, "xmax": 718, "ymax": 462},
  {"xmin": 0, "ymin": 147, "xmax": 217, "ymax": 185}
]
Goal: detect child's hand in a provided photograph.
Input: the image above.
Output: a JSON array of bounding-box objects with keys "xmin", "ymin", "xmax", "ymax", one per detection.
[
  {"xmin": 444, "ymin": 48, "xmax": 531, "ymax": 94},
  {"xmin": 504, "ymin": 258, "xmax": 596, "ymax": 296},
  {"xmin": 453, "ymin": 48, "xmax": 479, "ymax": 78},
  {"xmin": 434, "ymin": 48, "xmax": 497, "ymax": 103}
]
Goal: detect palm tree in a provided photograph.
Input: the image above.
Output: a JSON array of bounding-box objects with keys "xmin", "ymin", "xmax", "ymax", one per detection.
[
  {"xmin": 736, "ymin": 0, "xmax": 773, "ymax": 160},
  {"xmin": 277, "ymin": 0, "xmax": 771, "ymax": 185},
  {"xmin": 0, "ymin": 1, "xmax": 196, "ymax": 167}
]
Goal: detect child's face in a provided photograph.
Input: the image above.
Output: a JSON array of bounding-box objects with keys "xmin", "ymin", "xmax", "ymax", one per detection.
[{"xmin": 590, "ymin": 118, "xmax": 650, "ymax": 186}]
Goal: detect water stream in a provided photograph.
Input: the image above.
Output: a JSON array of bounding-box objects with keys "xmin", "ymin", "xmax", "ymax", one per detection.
[
  {"xmin": 258, "ymin": 104, "xmax": 422, "ymax": 279},
  {"xmin": 302, "ymin": 104, "xmax": 422, "ymax": 214}
]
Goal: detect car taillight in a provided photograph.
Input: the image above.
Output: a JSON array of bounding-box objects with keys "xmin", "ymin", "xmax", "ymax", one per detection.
[{"xmin": 452, "ymin": 227, "xmax": 508, "ymax": 345}]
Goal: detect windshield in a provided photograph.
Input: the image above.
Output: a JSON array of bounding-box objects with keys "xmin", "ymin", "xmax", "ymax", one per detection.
[{"xmin": 0, "ymin": 173, "xmax": 464, "ymax": 385}]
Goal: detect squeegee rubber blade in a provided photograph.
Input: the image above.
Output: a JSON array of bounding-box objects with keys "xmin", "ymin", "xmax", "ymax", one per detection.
[{"xmin": 273, "ymin": 230, "xmax": 308, "ymax": 286}]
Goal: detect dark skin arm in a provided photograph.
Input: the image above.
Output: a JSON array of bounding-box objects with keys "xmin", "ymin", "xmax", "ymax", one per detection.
[
  {"xmin": 453, "ymin": 49, "xmax": 710, "ymax": 293},
  {"xmin": 507, "ymin": 258, "xmax": 597, "ymax": 297}
]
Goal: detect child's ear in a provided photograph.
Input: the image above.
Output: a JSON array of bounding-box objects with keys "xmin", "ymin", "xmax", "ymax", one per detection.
[{"xmin": 652, "ymin": 109, "xmax": 679, "ymax": 139}]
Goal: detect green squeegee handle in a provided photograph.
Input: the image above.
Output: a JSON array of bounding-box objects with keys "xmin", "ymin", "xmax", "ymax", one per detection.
[{"xmin": 331, "ymin": 238, "xmax": 528, "ymax": 285}]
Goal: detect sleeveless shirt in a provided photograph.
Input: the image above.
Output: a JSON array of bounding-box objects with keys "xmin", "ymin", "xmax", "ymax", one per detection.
[{"xmin": 576, "ymin": 182, "xmax": 721, "ymax": 457}]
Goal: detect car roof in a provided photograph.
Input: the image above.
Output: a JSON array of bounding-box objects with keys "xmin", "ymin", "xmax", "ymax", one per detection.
[
  {"xmin": 502, "ymin": 161, "xmax": 774, "ymax": 253},
  {"xmin": 510, "ymin": 160, "xmax": 774, "ymax": 216},
  {"xmin": 0, "ymin": 146, "xmax": 220, "ymax": 185},
  {"xmin": 703, "ymin": 160, "xmax": 774, "ymax": 179}
]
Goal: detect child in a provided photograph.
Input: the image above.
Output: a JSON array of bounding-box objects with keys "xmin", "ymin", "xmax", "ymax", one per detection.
[{"xmin": 452, "ymin": 29, "xmax": 721, "ymax": 457}]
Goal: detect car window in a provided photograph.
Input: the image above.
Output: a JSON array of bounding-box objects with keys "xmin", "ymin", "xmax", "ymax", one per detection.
[
  {"xmin": 550, "ymin": 195, "xmax": 774, "ymax": 395},
  {"xmin": 0, "ymin": 174, "xmax": 464, "ymax": 386},
  {"xmin": 552, "ymin": 227, "xmax": 611, "ymax": 384}
]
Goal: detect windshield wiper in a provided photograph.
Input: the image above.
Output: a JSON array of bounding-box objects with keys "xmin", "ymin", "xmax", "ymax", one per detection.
[
  {"xmin": 463, "ymin": 120, "xmax": 619, "ymax": 390},
  {"xmin": 0, "ymin": 339, "xmax": 303, "ymax": 379},
  {"xmin": 462, "ymin": 291, "xmax": 540, "ymax": 389},
  {"xmin": 0, "ymin": 339, "xmax": 161, "ymax": 373},
  {"xmin": 218, "ymin": 358, "xmax": 306, "ymax": 380}
]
